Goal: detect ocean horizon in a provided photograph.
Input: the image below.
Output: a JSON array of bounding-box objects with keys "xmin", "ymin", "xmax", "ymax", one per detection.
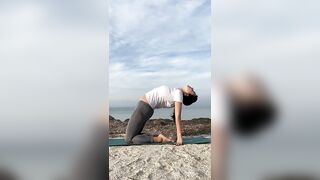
[{"xmin": 110, "ymin": 106, "xmax": 211, "ymax": 121}]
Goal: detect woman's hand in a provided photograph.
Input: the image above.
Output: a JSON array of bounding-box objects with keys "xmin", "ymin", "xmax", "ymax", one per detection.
[{"xmin": 176, "ymin": 135, "xmax": 183, "ymax": 146}]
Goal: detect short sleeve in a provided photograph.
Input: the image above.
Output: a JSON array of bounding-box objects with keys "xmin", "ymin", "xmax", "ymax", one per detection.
[{"xmin": 173, "ymin": 89, "xmax": 183, "ymax": 103}]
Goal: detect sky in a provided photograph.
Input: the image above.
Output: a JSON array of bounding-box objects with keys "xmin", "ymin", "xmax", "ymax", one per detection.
[
  {"xmin": 1, "ymin": 0, "xmax": 318, "ymax": 137},
  {"xmin": 0, "ymin": 1, "xmax": 109, "ymax": 179},
  {"xmin": 0, "ymin": 0, "xmax": 108, "ymax": 143},
  {"xmin": 0, "ymin": 0, "xmax": 318, "ymax": 148},
  {"xmin": 212, "ymin": 1, "xmax": 320, "ymax": 179},
  {"xmin": 0, "ymin": 0, "xmax": 320, "ymax": 179},
  {"xmin": 213, "ymin": 0, "xmax": 320, "ymax": 126},
  {"xmin": 109, "ymin": 0, "xmax": 211, "ymax": 107}
]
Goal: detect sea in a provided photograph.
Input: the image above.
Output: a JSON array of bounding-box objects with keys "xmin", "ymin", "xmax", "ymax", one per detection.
[{"xmin": 109, "ymin": 106, "xmax": 211, "ymax": 121}]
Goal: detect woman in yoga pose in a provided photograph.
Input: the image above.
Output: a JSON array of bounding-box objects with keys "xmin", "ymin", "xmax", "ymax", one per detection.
[{"xmin": 125, "ymin": 85, "xmax": 198, "ymax": 146}]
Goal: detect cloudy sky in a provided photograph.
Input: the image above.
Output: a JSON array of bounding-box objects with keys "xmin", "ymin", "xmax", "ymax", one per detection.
[
  {"xmin": 1, "ymin": 0, "xmax": 108, "ymax": 143},
  {"xmin": 0, "ymin": 1, "xmax": 108, "ymax": 179},
  {"xmin": 213, "ymin": 0, "xmax": 320, "ymax": 125},
  {"xmin": 109, "ymin": 0, "xmax": 211, "ymax": 107},
  {"xmin": 212, "ymin": 1, "xmax": 320, "ymax": 179},
  {"xmin": 1, "ymin": 0, "xmax": 320, "ymax": 179}
]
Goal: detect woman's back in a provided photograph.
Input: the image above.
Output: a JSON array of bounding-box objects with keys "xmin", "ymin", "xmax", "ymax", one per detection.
[{"xmin": 145, "ymin": 85, "xmax": 183, "ymax": 109}]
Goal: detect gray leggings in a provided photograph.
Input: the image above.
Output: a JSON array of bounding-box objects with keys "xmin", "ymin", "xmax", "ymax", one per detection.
[{"xmin": 125, "ymin": 101, "xmax": 154, "ymax": 145}]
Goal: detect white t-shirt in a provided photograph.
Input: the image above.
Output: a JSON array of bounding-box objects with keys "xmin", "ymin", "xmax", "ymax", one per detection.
[
  {"xmin": 145, "ymin": 85, "xmax": 183, "ymax": 109},
  {"xmin": 212, "ymin": 83, "xmax": 230, "ymax": 128}
]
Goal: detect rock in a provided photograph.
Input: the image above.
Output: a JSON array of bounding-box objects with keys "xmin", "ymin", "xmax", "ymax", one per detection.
[{"xmin": 109, "ymin": 115, "xmax": 211, "ymax": 137}]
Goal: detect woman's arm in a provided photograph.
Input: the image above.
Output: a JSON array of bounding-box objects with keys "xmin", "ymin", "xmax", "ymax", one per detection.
[
  {"xmin": 174, "ymin": 101, "xmax": 183, "ymax": 145},
  {"xmin": 212, "ymin": 122, "xmax": 228, "ymax": 180}
]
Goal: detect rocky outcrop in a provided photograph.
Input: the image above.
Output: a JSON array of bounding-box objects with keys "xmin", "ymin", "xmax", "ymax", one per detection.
[{"xmin": 109, "ymin": 115, "xmax": 211, "ymax": 138}]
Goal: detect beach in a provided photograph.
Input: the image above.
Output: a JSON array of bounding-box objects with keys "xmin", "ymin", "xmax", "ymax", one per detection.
[
  {"xmin": 109, "ymin": 144, "xmax": 211, "ymax": 180},
  {"xmin": 109, "ymin": 115, "xmax": 211, "ymax": 180}
]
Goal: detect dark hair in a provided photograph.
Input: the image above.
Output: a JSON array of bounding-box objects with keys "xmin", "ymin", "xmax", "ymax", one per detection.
[
  {"xmin": 171, "ymin": 94, "xmax": 198, "ymax": 121},
  {"xmin": 230, "ymin": 98, "xmax": 277, "ymax": 136}
]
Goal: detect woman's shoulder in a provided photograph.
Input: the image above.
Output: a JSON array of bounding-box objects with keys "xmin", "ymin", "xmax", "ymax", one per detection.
[
  {"xmin": 172, "ymin": 88, "xmax": 183, "ymax": 101},
  {"xmin": 173, "ymin": 87, "xmax": 182, "ymax": 93}
]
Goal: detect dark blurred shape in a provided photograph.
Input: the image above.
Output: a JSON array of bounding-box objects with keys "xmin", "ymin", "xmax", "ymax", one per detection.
[
  {"xmin": 0, "ymin": 168, "xmax": 17, "ymax": 180},
  {"xmin": 66, "ymin": 121, "xmax": 108, "ymax": 180},
  {"xmin": 264, "ymin": 173, "xmax": 319, "ymax": 180},
  {"xmin": 227, "ymin": 73, "xmax": 277, "ymax": 136},
  {"xmin": 230, "ymin": 93, "xmax": 277, "ymax": 136}
]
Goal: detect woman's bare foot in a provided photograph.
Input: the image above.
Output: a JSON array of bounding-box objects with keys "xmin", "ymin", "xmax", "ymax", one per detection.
[
  {"xmin": 159, "ymin": 134, "xmax": 174, "ymax": 142},
  {"xmin": 153, "ymin": 134, "xmax": 173, "ymax": 143}
]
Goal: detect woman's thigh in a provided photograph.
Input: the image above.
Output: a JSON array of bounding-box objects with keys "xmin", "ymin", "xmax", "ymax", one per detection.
[{"xmin": 125, "ymin": 101, "xmax": 154, "ymax": 140}]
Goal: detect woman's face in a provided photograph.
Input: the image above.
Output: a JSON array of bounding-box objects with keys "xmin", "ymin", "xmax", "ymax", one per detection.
[{"xmin": 185, "ymin": 85, "xmax": 196, "ymax": 96}]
